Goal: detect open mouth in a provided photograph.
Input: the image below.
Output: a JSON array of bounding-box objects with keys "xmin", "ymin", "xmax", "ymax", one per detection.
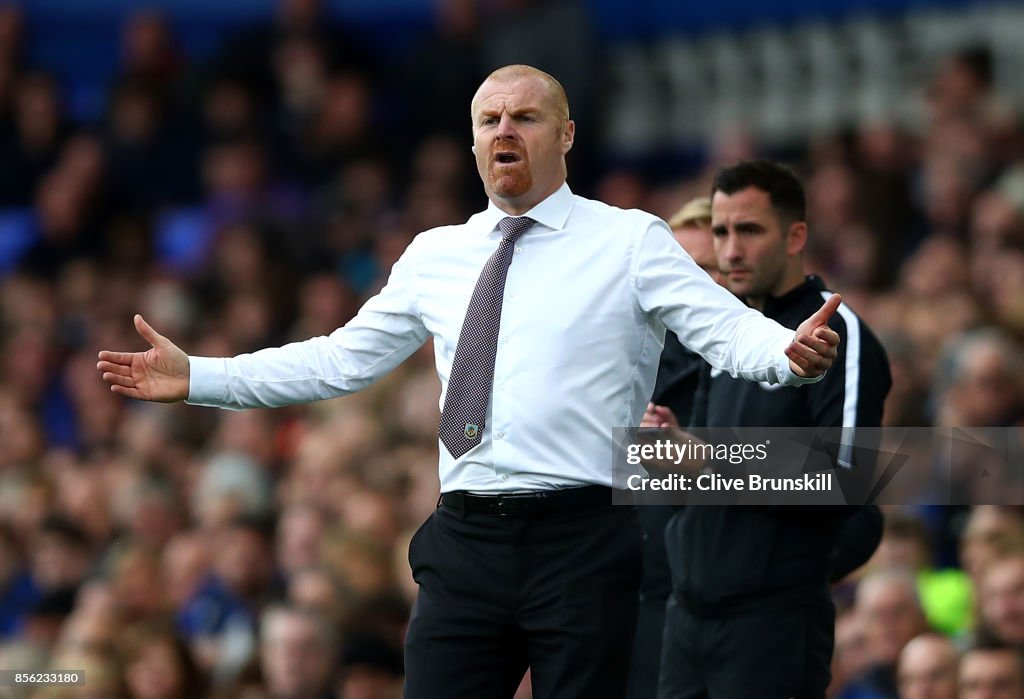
[{"xmin": 495, "ymin": 152, "xmax": 521, "ymax": 164}]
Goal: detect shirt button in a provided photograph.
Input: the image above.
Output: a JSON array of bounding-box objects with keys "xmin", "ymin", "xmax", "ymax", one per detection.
[
  {"xmin": 496, "ymin": 431, "xmax": 505, "ymax": 439},
  {"xmin": 501, "ymin": 474, "xmax": 510, "ymax": 481},
  {"xmin": 514, "ymin": 246, "xmax": 523, "ymax": 254}
]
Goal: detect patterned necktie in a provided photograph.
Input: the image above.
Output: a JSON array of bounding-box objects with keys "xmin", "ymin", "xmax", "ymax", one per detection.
[{"xmin": 439, "ymin": 216, "xmax": 535, "ymax": 458}]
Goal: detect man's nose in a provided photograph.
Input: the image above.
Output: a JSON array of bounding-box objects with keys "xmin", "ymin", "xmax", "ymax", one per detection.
[
  {"xmin": 720, "ymin": 233, "xmax": 742, "ymax": 261},
  {"xmin": 495, "ymin": 112, "xmax": 517, "ymax": 139}
]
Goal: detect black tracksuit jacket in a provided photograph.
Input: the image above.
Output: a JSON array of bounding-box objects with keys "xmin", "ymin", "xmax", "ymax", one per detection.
[{"xmin": 665, "ymin": 275, "xmax": 892, "ymax": 615}]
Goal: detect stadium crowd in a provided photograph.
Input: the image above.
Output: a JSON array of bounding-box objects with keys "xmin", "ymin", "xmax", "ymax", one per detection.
[{"xmin": 1, "ymin": 1, "xmax": 1024, "ymax": 698}]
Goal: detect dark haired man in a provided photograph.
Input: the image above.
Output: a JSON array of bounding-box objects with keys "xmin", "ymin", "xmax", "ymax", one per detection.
[{"xmin": 658, "ymin": 160, "xmax": 892, "ymax": 699}]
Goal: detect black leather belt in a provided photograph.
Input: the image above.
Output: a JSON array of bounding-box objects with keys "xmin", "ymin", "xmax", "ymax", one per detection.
[{"xmin": 439, "ymin": 485, "xmax": 616, "ymax": 516}]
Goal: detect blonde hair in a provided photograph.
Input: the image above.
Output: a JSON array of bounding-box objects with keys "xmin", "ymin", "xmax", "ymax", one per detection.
[
  {"xmin": 667, "ymin": 197, "xmax": 712, "ymax": 229},
  {"xmin": 471, "ymin": 64, "xmax": 570, "ymax": 126}
]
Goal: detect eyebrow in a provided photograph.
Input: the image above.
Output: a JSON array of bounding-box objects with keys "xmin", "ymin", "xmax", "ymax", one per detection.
[
  {"xmin": 476, "ymin": 105, "xmax": 544, "ymax": 120},
  {"xmin": 712, "ymin": 221, "xmax": 765, "ymax": 234}
]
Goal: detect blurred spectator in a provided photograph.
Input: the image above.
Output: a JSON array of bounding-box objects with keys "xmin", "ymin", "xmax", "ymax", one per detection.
[
  {"xmin": 119, "ymin": 620, "xmax": 206, "ymax": 699},
  {"xmin": 200, "ymin": 75, "xmax": 262, "ymax": 145},
  {"xmin": 30, "ymin": 516, "xmax": 92, "ymax": 597},
  {"xmin": 161, "ymin": 531, "xmax": 211, "ymax": 612},
  {"xmin": 869, "ymin": 512, "xmax": 972, "ymax": 636},
  {"xmin": 932, "ymin": 328, "xmax": 1024, "ymax": 428},
  {"xmin": 102, "ymin": 80, "xmax": 175, "ymax": 211},
  {"xmin": 926, "ymin": 46, "xmax": 1016, "ymax": 151},
  {"xmin": 842, "ymin": 569, "xmax": 929, "ymax": 699},
  {"xmin": 176, "ymin": 516, "xmax": 275, "ymax": 680},
  {"xmin": 0, "ymin": 522, "xmax": 38, "ymax": 638},
  {"xmin": 832, "ymin": 609, "xmax": 872, "ymax": 699},
  {"xmin": 0, "ymin": 3, "xmax": 26, "ymax": 70},
  {"xmin": 193, "ymin": 451, "xmax": 273, "ymax": 528},
  {"xmin": 399, "ymin": 0, "xmax": 483, "ymax": 140},
  {"xmin": 119, "ymin": 9, "xmax": 184, "ymax": 101},
  {"xmin": 958, "ymin": 642, "xmax": 1024, "ymax": 699},
  {"xmin": 896, "ymin": 633, "xmax": 958, "ymax": 699},
  {"xmin": 275, "ymin": 504, "xmax": 327, "ymax": 580},
  {"xmin": 960, "ymin": 507, "xmax": 1024, "ymax": 583},
  {"xmin": 0, "ymin": 71, "xmax": 68, "ymax": 206},
  {"xmin": 106, "ymin": 544, "xmax": 166, "ymax": 624},
  {"xmin": 976, "ymin": 546, "xmax": 1024, "ymax": 647},
  {"xmin": 287, "ymin": 565, "xmax": 342, "ymax": 624},
  {"xmin": 216, "ymin": 0, "xmax": 378, "ymax": 102},
  {"xmin": 336, "ymin": 632, "xmax": 404, "ymax": 699},
  {"xmin": 259, "ymin": 604, "xmax": 336, "ymax": 699},
  {"xmin": 291, "ymin": 71, "xmax": 384, "ymax": 187},
  {"xmin": 17, "ymin": 168, "xmax": 103, "ymax": 278},
  {"xmin": 288, "ymin": 272, "xmax": 358, "ymax": 341}
]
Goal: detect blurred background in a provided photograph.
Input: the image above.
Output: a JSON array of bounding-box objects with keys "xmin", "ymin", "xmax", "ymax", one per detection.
[{"xmin": 1, "ymin": 0, "xmax": 1024, "ymax": 698}]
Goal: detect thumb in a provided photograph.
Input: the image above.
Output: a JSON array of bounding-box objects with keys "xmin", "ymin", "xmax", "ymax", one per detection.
[
  {"xmin": 134, "ymin": 314, "xmax": 167, "ymax": 349},
  {"xmin": 809, "ymin": 293, "xmax": 842, "ymax": 327}
]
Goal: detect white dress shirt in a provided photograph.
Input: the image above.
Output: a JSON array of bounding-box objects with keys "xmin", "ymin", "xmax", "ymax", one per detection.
[{"xmin": 188, "ymin": 184, "xmax": 817, "ymax": 492}]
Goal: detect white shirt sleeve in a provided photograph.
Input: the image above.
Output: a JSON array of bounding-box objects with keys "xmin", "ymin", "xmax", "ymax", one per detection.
[
  {"xmin": 186, "ymin": 236, "xmax": 430, "ymax": 409},
  {"xmin": 632, "ymin": 219, "xmax": 820, "ymax": 387}
]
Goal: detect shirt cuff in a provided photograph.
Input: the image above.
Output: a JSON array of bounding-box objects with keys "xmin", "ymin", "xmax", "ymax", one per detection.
[
  {"xmin": 777, "ymin": 334, "xmax": 826, "ymax": 386},
  {"xmin": 185, "ymin": 356, "xmax": 230, "ymax": 406}
]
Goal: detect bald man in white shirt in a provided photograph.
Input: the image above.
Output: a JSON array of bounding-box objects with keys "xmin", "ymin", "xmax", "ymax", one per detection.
[{"xmin": 98, "ymin": 64, "xmax": 841, "ymax": 699}]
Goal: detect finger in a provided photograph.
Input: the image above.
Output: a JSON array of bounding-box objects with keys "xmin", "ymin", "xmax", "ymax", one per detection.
[
  {"xmin": 97, "ymin": 350, "xmax": 135, "ymax": 365},
  {"xmin": 796, "ymin": 334, "xmax": 836, "ymax": 358},
  {"xmin": 96, "ymin": 361, "xmax": 132, "ymax": 377},
  {"xmin": 787, "ymin": 342, "xmax": 832, "ymax": 373},
  {"xmin": 785, "ymin": 346, "xmax": 815, "ymax": 376},
  {"xmin": 787, "ymin": 341, "xmax": 829, "ymax": 365},
  {"xmin": 109, "ymin": 384, "xmax": 142, "ymax": 399},
  {"xmin": 815, "ymin": 327, "xmax": 839, "ymax": 350},
  {"xmin": 653, "ymin": 406, "xmax": 679, "ymax": 427},
  {"xmin": 134, "ymin": 314, "xmax": 167, "ymax": 349},
  {"xmin": 807, "ymin": 293, "xmax": 842, "ymax": 327},
  {"xmin": 811, "ymin": 327, "xmax": 840, "ymax": 347},
  {"xmin": 102, "ymin": 371, "xmax": 135, "ymax": 388}
]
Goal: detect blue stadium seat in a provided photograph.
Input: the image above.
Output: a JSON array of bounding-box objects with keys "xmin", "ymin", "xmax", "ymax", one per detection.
[
  {"xmin": 0, "ymin": 209, "xmax": 38, "ymax": 276},
  {"xmin": 155, "ymin": 207, "xmax": 215, "ymax": 274}
]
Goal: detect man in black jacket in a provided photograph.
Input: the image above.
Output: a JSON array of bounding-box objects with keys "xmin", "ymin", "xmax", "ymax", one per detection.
[{"xmin": 657, "ymin": 161, "xmax": 891, "ymax": 699}]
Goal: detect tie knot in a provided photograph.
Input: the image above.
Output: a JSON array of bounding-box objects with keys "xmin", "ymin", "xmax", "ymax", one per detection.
[{"xmin": 498, "ymin": 216, "xmax": 535, "ymax": 242}]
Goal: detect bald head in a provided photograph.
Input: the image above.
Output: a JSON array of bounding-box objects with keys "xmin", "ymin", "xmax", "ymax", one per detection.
[
  {"xmin": 898, "ymin": 634, "xmax": 959, "ymax": 699},
  {"xmin": 472, "ymin": 64, "xmax": 569, "ymax": 127}
]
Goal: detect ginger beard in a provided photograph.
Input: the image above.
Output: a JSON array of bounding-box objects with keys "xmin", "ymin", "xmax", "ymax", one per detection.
[
  {"xmin": 470, "ymin": 73, "xmax": 572, "ymax": 209},
  {"xmin": 485, "ymin": 145, "xmax": 532, "ymax": 198}
]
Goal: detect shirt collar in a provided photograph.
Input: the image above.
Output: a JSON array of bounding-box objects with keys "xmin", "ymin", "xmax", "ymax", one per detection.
[{"xmin": 477, "ymin": 182, "xmax": 575, "ymax": 235}]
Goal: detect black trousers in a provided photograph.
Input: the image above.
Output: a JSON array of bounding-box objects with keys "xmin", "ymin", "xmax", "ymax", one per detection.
[
  {"xmin": 628, "ymin": 505, "xmax": 676, "ymax": 699},
  {"xmin": 404, "ymin": 501, "xmax": 643, "ymax": 699},
  {"xmin": 657, "ymin": 594, "xmax": 834, "ymax": 699}
]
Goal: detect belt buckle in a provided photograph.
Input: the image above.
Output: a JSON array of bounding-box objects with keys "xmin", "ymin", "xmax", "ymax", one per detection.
[{"xmin": 495, "ymin": 495, "xmax": 511, "ymax": 516}]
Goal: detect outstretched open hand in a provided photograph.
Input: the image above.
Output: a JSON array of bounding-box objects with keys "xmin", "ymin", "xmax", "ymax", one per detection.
[{"xmin": 96, "ymin": 314, "xmax": 189, "ymax": 402}]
